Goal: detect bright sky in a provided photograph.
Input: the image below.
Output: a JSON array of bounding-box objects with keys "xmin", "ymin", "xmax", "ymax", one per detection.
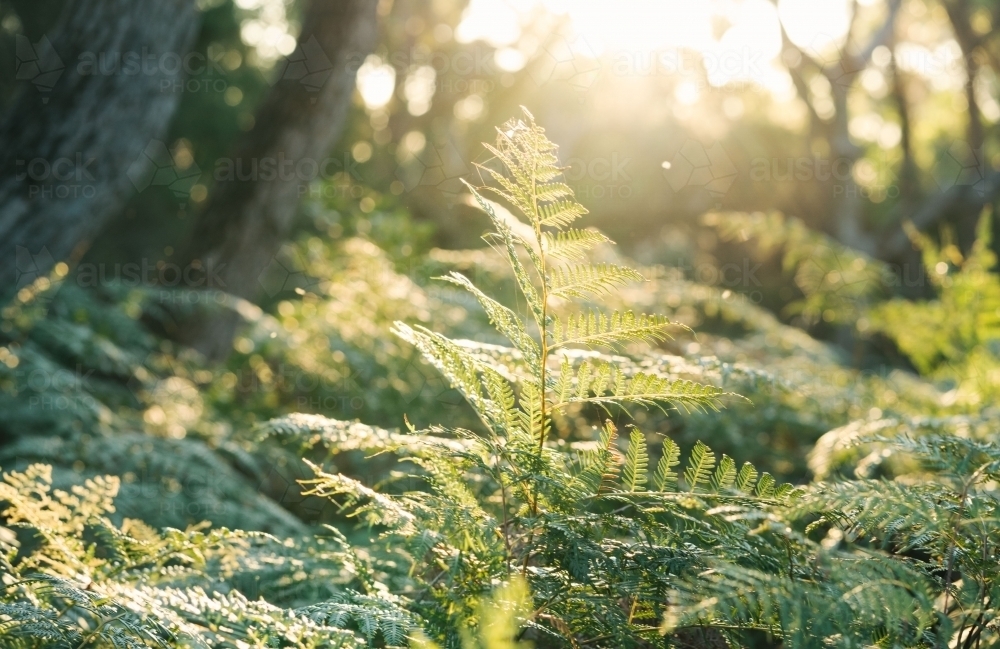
[
  {"xmin": 453, "ymin": 0, "xmax": 855, "ymax": 94},
  {"xmin": 352, "ymin": 0, "xmax": 974, "ymax": 121}
]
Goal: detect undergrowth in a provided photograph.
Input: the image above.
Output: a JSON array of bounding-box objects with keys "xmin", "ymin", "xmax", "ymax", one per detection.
[{"xmin": 1, "ymin": 109, "xmax": 999, "ymax": 648}]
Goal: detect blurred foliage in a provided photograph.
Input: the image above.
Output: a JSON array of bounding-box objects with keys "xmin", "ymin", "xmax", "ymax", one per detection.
[
  {"xmin": 3, "ymin": 113, "xmax": 1000, "ymax": 648},
  {"xmin": 3, "ymin": 0, "xmax": 1000, "ymax": 645}
]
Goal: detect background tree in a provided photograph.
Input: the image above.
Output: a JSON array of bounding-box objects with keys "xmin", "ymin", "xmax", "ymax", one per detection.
[
  {"xmin": 0, "ymin": 0, "xmax": 200, "ymax": 293},
  {"xmin": 179, "ymin": 0, "xmax": 380, "ymax": 359}
]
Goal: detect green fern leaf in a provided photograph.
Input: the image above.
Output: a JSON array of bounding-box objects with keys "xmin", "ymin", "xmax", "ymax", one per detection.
[
  {"xmin": 554, "ymin": 360, "xmax": 728, "ymax": 413},
  {"xmin": 516, "ymin": 379, "xmax": 548, "ymax": 448},
  {"xmin": 684, "ymin": 441, "xmax": 716, "ymax": 492},
  {"xmin": 464, "ymin": 181, "xmax": 545, "ymax": 325},
  {"xmin": 735, "ymin": 462, "xmax": 759, "ymax": 493},
  {"xmin": 711, "ymin": 455, "xmax": 737, "ymax": 492},
  {"xmin": 572, "ymin": 421, "xmax": 620, "ymax": 496},
  {"xmin": 538, "ymin": 199, "xmax": 586, "ymax": 227},
  {"xmin": 755, "ymin": 472, "xmax": 776, "ymax": 498},
  {"xmin": 535, "ymin": 182, "xmax": 574, "ymax": 204},
  {"xmin": 549, "ymin": 263, "xmax": 645, "ymax": 299},
  {"xmin": 543, "ymin": 228, "xmax": 607, "ymax": 260},
  {"xmin": 552, "ymin": 310, "xmax": 673, "ymax": 350},
  {"xmin": 653, "ymin": 438, "xmax": 681, "ymax": 491},
  {"xmin": 439, "ymin": 271, "xmax": 541, "ymax": 369},
  {"xmin": 621, "ymin": 427, "xmax": 649, "ymax": 492}
]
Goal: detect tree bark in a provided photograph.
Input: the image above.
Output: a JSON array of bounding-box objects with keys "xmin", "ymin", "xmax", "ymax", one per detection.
[
  {"xmin": 179, "ymin": 0, "xmax": 380, "ymax": 360},
  {"xmin": 0, "ymin": 0, "xmax": 200, "ymax": 294}
]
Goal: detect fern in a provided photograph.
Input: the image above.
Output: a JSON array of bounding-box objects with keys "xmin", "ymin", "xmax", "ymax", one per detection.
[
  {"xmin": 621, "ymin": 427, "xmax": 649, "ymax": 492},
  {"xmin": 542, "ymin": 228, "xmax": 610, "ymax": 261},
  {"xmin": 735, "ymin": 461, "xmax": 759, "ymax": 493},
  {"xmin": 9, "ymin": 108, "xmax": 1000, "ymax": 649},
  {"xmin": 551, "ymin": 310, "xmax": 675, "ymax": 350},
  {"xmin": 548, "ymin": 263, "xmax": 646, "ymax": 299},
  {"xmin": 711, "ymin": 455, "xmax": 736, "ymax": 491},
  {"xmin": 683, "ymin": 441, "xmax": 716, "ymax": 492},
  {"xmin": 652, "ymin": 438, "xmax": 681, "ymax": 491}
]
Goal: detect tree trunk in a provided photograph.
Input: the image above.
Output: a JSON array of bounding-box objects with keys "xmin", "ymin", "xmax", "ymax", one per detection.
[
  {"xmin": 179, "ymin": 0, "xmax": 380, "ymax": 360},
  {"xmin": 0, "ymin": 0, "xmax": 200, "ymax": 294}
]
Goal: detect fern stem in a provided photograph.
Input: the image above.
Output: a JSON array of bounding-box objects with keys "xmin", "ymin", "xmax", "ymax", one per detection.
[
  {"xmin": 497, "ymin": 450, "xmax": 512, "ymax": 576},
  {"xmin": 530, "ymin": 134, "xmax": 549, "ymax": 519},
  {"xmin": 75, "ymin": 613, "xmax": 128, "ymax": 649}
]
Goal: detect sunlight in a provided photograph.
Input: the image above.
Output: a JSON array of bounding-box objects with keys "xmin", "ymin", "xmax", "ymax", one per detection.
[
  {"xmin": 356, "ymin": 54, "xmax": 397, "ymax": 110},
  {"xmin": 457, "ymin": 0, "xmax": 856, "ymax": 97},
  {"xmin": 778, "ymin": 0, "xmax": 852, "ymax": 54},
  {"xmin": 540, "ymin": 0, "xmax": 714, "ymax": 54}
]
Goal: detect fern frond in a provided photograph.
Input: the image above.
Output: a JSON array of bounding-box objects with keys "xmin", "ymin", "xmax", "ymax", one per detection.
[
  {"xmin": 735, "ymin": 462, "xmax": 759, "ymax": 494},
  {"xmin": 476, "ymin": 158, "xmax": 534, "ymax": 217},
  {"xmin": 571, "ymin": 421, "xmax": 621, "ymax": 497},
  {"xmin": 754, "ymin": 473, "xmax": 776, "ymax": 498},
  {"xmin": 517, "ymin": 379, "xmax": 549, "ymax": 449},
  {"xmin": 300, "ymin": 459, "xmax": 416, "ymax": 530},
  {"xmin": 537, "ymin": 199, "xmax": 583, "ymax": 227},
  {"xmin": 536, "ymin": 183, "xmax": 575, "ymax": 205},
  {"xmin": 465, "ymin": 181, "xmax": 545, "ymax": 325},
  {"xmin": 683, "ymin": 441, "xmax": 716, "ymax": 492},
  {"xmin": 554, "ymin": 360, "xmax": 728, "ymax": 413},
  {"xmin": 548, "ymin": 263, "xmax": 645, "ymax": 299},
  {"xmin": 552, "ymin": 310, "xmax": 673, "ymax": 350},
  {"xmin": 440, "ymin": 271, "xmax": 541, "ymax": 370},
  {"xmin": 394, "ymin": 322, "xmax": 485, "ymax": 398},
  {"xmin": 667, "ymin": 556, "xmax": 936, "ymax": 648},
  {"xmin": 711, "ymin": 455, "xmax": 737, "ymax": 492},
  {"xmin": 542, "ymin": 228, "xmax": 606, "ymax": 260},
  {"xmin": 621, "ymin": 427, "xmax": 649, "ymax": 492},
  {"xmin": 653, "ymin": 439, "xmax": 681, "ymax": 491},
  {"xmin": 785, "ymin": 479, "xmax": 949, "ymax": 551},
  {"xmin": 299, "ymin": 593, "xmax": 416, "ymax": 646}
]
